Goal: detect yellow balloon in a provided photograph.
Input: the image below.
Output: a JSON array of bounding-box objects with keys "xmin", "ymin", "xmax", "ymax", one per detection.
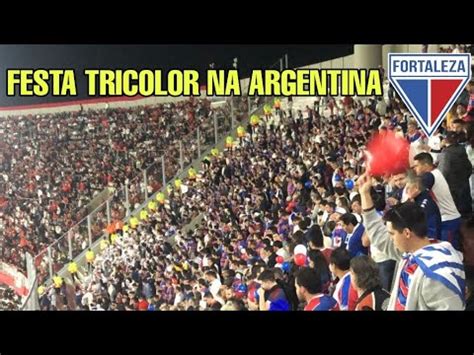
[
  {"xmin": 86, "ymin": 250, "xmax": 95, "ymax": 263},
  {"xmin": 130, "ymin": 217, "xmax": 139, "ymax": 228},
  {"xmin": 156, "ymin": 192, "xmax": 165, "ymax": 203},
  {"xmin": 38, "ymin": 286, "xmax": 45, "ymax": 295},
  {"xmin": 148, "ymin": 201, "xmax": 157, "ymax": 211},
  {"xmin": 53, "ymin": 276, "xmax": 63, "ymax": 288},
  {"xmin": 68, "ymin": 262, "xmax": 78, "ymax": 274},
  {"xmin": 100, "ymin": 239, "xmax": 109, "ymax": 250},
  {"xmin": 211, "ymin": 148, "xmax": 219, "ymax": 157},
  {"xmin": 174, "ymin": 179, "xmax": 182, "ymax": 189},
  {"xmin": 111, "ymin": 233, "xmax": 118, "ymax": 244},
  {"xmin": 188, "ymin": 168, "xmax": 197, "ymax": 179},
  {"xmin": 140, "ymin": 210, "xmax": 148, "ymax": 220},
  {"xmin": 122, "ymin": 225, "xmax": 129, "ymax": 232},
  {"xmin": 237, "ymin": 126, "xmax": 245, "ymax": 137},
  {"xmin": 250, "ymin": 115, "xmax": 260, "ymax": 126}
]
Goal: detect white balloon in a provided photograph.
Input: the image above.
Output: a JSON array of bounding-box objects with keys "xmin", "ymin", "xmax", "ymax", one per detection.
[{"xmin": 294, "ymin": 244, "xmax": 307, "ymax": 256}]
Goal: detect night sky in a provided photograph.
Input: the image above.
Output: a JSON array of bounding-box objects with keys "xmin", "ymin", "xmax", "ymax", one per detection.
[{"xmin": 0, "ymin": 44, "xmax": 353, "ymax": 107}]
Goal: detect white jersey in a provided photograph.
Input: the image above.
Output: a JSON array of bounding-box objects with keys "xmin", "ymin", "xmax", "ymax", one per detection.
[{"xmin": 425, "ymin": 169, "xmax": 460, "ymax": 222}]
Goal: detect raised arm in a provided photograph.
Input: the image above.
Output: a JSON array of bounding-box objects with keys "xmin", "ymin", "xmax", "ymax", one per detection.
[{"xmin": 357, "ymin": 173, "xmax": 403, "ymax": 261}]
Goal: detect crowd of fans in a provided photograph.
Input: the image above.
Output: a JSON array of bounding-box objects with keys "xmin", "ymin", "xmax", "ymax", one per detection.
[
  {"xmin": 0, "ymin": 285, "xmax": 22, "ymax": 310},
  {"xmin": 35, "ymin": 78, "xmax": 474, "ymax": 311},
  {"xmin": 0, "ymin": 98, "xmax": 246, "ymax": 275},
  {"xmin": 438, "ymin": 44, "xmax": 472, "ymax": 54}
]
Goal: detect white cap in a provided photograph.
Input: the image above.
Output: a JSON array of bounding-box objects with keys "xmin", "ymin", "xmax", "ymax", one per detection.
[
  {"xmin": 349, "ymin": 192, "xmax": 359, "ymax": 201},
  {"xmin": 335, "ymin": 207, "xmax": 347, "ymax": 215},
  {"xmin": 276, "ymin": 249, "xmax": 285, "ymax": 257}
]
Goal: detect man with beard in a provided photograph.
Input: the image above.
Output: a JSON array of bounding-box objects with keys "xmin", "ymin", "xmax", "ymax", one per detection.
[{"xmin": 295, "ymin": 267, "xmax": 338, "ymax": 311}]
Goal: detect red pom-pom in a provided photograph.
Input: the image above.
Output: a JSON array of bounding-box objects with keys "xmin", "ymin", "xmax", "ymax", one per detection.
[
  {"xmin": 276, "ymin": 256, "xmax": 284, "ymax": 264},
  {"xmin": 366, "ymin": 131, "xmax": 409, "ymax": 176}
]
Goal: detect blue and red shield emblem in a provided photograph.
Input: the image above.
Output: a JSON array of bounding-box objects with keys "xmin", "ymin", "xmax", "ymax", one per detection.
[{"xmin": 388, "ymin": 53, "xmax": 471, "ymax": 137}]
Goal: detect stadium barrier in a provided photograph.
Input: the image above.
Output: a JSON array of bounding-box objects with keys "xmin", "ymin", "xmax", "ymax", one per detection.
[{"xmin": 0, "ymin": 261, "xmax": 29, "ymax": 297}]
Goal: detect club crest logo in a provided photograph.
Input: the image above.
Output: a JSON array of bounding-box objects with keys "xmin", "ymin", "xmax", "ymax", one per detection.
[{"xmin": 388, "ymin": 53, "xmax": 471, "ymax": 137}]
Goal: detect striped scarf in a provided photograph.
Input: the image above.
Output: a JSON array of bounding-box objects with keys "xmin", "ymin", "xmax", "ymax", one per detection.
[
  {"xmin": 395, "ymin": 255, "xmax": 419, "ymax": 310},
  {"xmin": 395, "ymin": 242, "xmax": 465, "ymax": 311}
]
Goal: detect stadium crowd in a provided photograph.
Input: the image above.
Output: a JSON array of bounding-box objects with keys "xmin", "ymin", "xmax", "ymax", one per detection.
[
  {"xmin": 0, "ymin": 97, "xmax": 239, "ymax": 274},
  {"xmin": 438, "ymin": 44, "xmax": 472, "ymax": 54},
  {"xmin": 34, "ymin": 78, "xmax": 474, "ymax": 311},
  {"xmin": 0, "ymin": 285, "xmax": 22, "ymax": 310}
]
